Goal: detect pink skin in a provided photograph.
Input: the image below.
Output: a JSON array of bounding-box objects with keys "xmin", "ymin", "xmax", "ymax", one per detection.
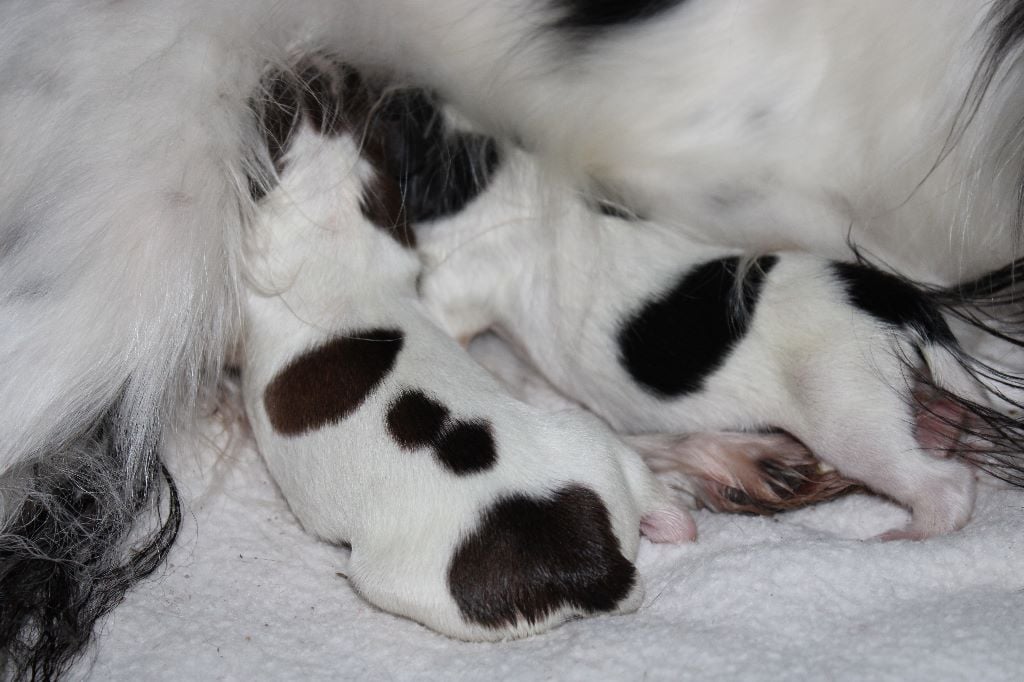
[
  {"xmin": 630, "ymin": 390, "xmax": 975, "ymax": 543},
  {"xmin": 914, "ymin": 395, "xmax": 970, "ymax": 457},
  {"xmin": 627, "ymin": 431, "xmax": 859, "ymax": 516},
  {"xmin": 641, "ymin": 506, "xmax": 699, "ymax": 543}
]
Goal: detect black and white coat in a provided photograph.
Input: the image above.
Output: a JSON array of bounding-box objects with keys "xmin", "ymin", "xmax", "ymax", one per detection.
[
  {"xmin": 417, "ymin": 135, "xmax": 1013, "ymax": 542},
  {"xmin": 3, "ymin": 1, "xmax": 1024, "ymax": 678}
]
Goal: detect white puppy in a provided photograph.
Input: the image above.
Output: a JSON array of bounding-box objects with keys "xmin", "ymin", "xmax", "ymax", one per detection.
[{"xmin": 241, "ymin": 60, "xmax": 695, "ymax": 641}]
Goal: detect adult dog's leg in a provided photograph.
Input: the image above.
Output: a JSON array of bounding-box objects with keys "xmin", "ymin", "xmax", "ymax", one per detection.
[{"xmin": 0, "ymin": 5, "xmax": 281, "ymax": 676}]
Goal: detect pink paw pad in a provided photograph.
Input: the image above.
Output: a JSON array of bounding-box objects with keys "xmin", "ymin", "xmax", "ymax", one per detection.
[{"xmin": 640, "ymin": 506, "xmax": 698, "ymax": 544}]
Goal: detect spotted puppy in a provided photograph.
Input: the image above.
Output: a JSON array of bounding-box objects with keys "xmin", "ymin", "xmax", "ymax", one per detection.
[
  {"xmin": 419, "ymin": 145, "xmax": 1024, "ymax": 540},
  {"xmin": 240, "ymin": 60, "xmax": 696, "ymax": 640}
]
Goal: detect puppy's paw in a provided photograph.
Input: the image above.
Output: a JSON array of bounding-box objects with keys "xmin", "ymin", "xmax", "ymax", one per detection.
[
  {"xmin": 874, "ymin": 458, "xmax": 976, "ymax": 540},
  {"xmin": 626, "ymin": 431, "xmax": 860, "ymax": 515}
]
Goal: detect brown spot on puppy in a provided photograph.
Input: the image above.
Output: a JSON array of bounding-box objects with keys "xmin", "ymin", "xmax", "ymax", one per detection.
[
  {"xmin": 387, "ymin": 390, "xmax": 449, "ymax": 449},
  {"xmin": 434, "ymin": 421, "xmax": 496, "ymax": 475},
  {"xmin": 264, "ymin": 329, "xmax": 404, "ymax": 436},
  {"xmin": 448, "ymin": 485, "xmax": 636, "ymax": 629},
  {"xmin": 386, "ymin": 390, "xmax": 497, "ymax": 474}
]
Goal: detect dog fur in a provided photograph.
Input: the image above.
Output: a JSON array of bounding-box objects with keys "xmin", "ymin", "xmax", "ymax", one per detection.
[
  {"xmin": 3, "ymin": 1, "xmax": 1024, "ymax": 677},
  {"xmin": 417, "ymin": 140, "xmax": 1024, "ymax": 540},
  {"xmin": 241, "ymin": 61, "xmax": 692, "ymax": 640}
]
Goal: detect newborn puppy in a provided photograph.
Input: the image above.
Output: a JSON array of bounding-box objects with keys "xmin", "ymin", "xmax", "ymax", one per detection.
[
  {"xmin": 363, "ymin": 85, "xmax": 860, "ymax": 517},
  {"xmin": 241, "ymin": 58, "xmax": 695, "ymax": 641},
  {"xmin": 418, "ymin": 144, "xmax": 1024, "ymax": 540}
]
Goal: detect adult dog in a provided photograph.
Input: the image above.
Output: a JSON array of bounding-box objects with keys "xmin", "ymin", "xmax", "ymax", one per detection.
[{"xmin": 2, "ymin": 1, "xmax": 1024, "ymax": 679}]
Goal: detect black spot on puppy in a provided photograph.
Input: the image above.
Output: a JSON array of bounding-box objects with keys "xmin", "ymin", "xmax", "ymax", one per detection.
[
  {"xmin": 386, "ymin": 389, "xmax": 497, "ymax": 474},
  {"xmin": 366, "ymin": 88, "xmax": 502, "ymax": 224},
  {"xmin": 250, "ymin": 60, "xmax": 498, "ymax": 244},
  {"xmin": 619, "ymin": 256, "xmax": 778, "ymax": 397},
  {"xmin": 553, "ymin": 0, "xmax": 687, "ymax": 33},
  {"xmin": 830, "ymin": 262, "xmax": 955, "ymax": 344},
  {"xmin": 434, "ymin": 421, "xmax": 497, "ymax": 475},
  {"xmin": 264, "ymin": 329, "xmax": 404, "ymax": 436},
  {"xmin": 449, "ymin": 485, "xmax": 636, "ymax": 629},
  {"xmin": 387, "ymin": 390, "xmax": 449, "ymax": 449},
  {"xmin": 405, "ymin": 133, "xmax": 501, "ymax": 223}
]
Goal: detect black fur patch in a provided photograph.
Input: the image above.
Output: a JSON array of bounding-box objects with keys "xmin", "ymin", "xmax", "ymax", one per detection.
[
  {"xmin": 553, "ymin": 0, "xmax": 687, "ymax": 32},
  {"xmin": 448, "ymin": 485, "xmax": 636, "ymax": 629},
  {"xmin": 619, "ymin": 256, "xmax": 778, "ymax": 397},
  {"xmin": 385, "ymin": 389, "xmax": 497, "ymax": 474},
  {"xmin": 367, "ymin": 89, "xmax": 502, "ymax": 223},
  {"xmin": 264, "ymin": 329, "xmax": 404, "ymax": 436},
  {"xmin": 0, "ymin": 410, "xmax": 180, "ymax": 681},
  {"xmin": 434, "ymin": 421, "xmax": 497, "ymax": 475},
  {"xmin": 250, "ymin": 61, "xmax": 497, "ymax": 243},
  {"xmin": 830, "ymin": 261, "xmax": 955, "ymax": 344},
  {"xmin": 386, "ymin": 389, "xmax": 449, "ymax": 449}
]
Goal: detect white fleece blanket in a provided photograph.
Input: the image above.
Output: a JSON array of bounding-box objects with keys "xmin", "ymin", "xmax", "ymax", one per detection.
[{"xmin": 77, "ymin": 341, "xmax": 1024, "ymax": 682}]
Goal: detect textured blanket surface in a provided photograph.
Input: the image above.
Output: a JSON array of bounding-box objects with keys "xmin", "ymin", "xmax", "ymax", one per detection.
[{"xmin": 77, "ymin": 341, "xmax": 1024, "ymax": 682}]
